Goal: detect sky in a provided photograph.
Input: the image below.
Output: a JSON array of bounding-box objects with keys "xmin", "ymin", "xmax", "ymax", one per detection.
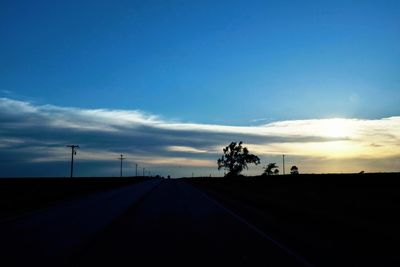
[{"xmin": 0, "ymin": 0, "xmax": 399, "ymax": 177}]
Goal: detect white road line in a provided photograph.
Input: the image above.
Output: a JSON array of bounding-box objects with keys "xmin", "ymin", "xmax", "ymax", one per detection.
[{"xmin": 187, "ymin": 182, "xmax": 314, "ymax": 267}]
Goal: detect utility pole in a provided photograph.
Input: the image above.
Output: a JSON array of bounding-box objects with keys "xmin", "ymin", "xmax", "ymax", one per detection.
[
  {"xmin": 143, "ymin": 167, "xmax": 145, "ymax": 177},
  {"xmin": 135, "ymin": 164, "xmax": 138, "ymax": 177},
  {"xmin": 118, "ymin": 154, "xmax": 125, "ymax": 177},
  {"xmin": 282, "ymin": 154, "xmax": 285, "ymax": 175},
  {"xmin": 67, "ymin": 145, "xmax": 79, "ymax": 178}
]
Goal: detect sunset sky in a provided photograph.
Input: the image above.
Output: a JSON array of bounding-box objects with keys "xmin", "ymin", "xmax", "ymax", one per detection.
[{"xmin": 1, "ymin": 0, "xmax": 399, "ymax": 177}]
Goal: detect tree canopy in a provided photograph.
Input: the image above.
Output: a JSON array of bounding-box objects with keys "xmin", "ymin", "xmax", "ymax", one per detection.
[
  {"xmin": 263, "ymin": 163, "xmax": 278, "ymax": 176},
  {"xmin": 217, "ymin": 141, "xmax": 260, "ymax": 177},
  {"xmin": 290, "ymin": 165, "xmax": 299, "ymax": 175}
]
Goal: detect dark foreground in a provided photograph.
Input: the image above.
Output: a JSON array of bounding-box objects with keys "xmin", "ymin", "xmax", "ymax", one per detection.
[
  {"xmin": 0, "ymin": 178, "xmax": 307, "ymax": 267},
  {"xmin": 189, "ymin": 173, "xmax": 400, "ymax": 266},
  {"xmin": 0, "ymin": 177, "xmax": 149, "ymax": 219},
  {"xmin": 0, "ymin": 173, "xmax": 399, "ymax": 266}
]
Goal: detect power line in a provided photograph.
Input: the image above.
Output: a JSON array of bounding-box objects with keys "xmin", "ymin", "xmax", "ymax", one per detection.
[
  {"xmin": 66, "ymin": 145, "xmax": 79, "ymax": 178},
  {"xmin": 118, "ymin": 154, "xmax": 125, "ymax": 177},
  {"xmin": 282, "ymin": 154, "xmax": 285, "ymax": 175}
]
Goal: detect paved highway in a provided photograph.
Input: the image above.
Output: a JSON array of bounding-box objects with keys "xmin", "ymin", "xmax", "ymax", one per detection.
[{"xmin": 0, "ymin": 179, "xmax": 311, "ymax": 266}]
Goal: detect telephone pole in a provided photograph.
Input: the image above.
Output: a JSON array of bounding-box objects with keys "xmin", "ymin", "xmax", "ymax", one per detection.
[
  {"xmin": 67, "ymin": 145, "xmax": 79, "ymax": 178},
  {"xmin": 282, "ymin": 154, "xmax": 285, "ymax": 175},
  {"xmin": 118, "ymin": 154, "xmax": 125, "ymax": 177},
  {"xmin": 135, "ymin": 164, "xmax": 138, "ymax": 177},
  {"xmin": 143, "ymin": 167, "xmax": 145, "ymax": 177}
]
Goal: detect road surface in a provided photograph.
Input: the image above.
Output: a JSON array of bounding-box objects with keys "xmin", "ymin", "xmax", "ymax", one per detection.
[{"xmin": 0, "ymin": 179, "xmax": 311, "ymax": 266}]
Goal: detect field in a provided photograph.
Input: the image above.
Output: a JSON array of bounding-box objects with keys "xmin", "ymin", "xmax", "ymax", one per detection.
[
  {"xmin": 187, "ymin": 173, "xmax": 400, "ymax": 266},
  {"xmin": 1, "ymin": 173, "xmax": 399, "ymax": 266},
  {"xmin": 0, "ymin": 177, "xmax": 149, "ymax": 220}
]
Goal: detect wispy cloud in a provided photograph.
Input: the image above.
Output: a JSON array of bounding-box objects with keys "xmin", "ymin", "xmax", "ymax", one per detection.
[
  {"xmin": 167, "ymin": 146, "xmax": 210, "ymax": 154},
  {"xmin": 0, "ymin": 90, "xmax": 12, "ymax": 95},
  {"xmin": 0, "ymin": 97, "xmax": 399, "ymax": 176}
]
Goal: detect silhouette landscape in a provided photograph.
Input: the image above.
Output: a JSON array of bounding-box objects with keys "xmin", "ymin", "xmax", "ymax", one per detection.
[{"xmin": 1, "ymin": 1, "xmax": 399, "ymax": 266}]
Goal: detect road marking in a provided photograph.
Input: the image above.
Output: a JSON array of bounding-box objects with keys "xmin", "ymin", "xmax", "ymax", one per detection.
[{"xmin": 187, "ymin": 182, "xmax": 314, "ymax": 267}]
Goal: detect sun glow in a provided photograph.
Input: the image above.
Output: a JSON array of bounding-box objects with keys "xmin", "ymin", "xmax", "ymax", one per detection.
[
  {"xmin": 245, "ymin": 117, "xmax": 400, "ymax": 159},
  {"xmin": 322, "ymin": 119, "xmax": 354, "ymax": 138}
]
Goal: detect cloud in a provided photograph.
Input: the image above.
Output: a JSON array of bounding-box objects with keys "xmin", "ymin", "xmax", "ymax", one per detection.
[
  {"xmin": 0, "ymin": 97, "xmax": 399, "ymax": 176},
  {"xmin": 167, "ymin": 146, "xmax": 209, "ymax": 154},
  {"xmin": 0, "ymin": 90, "xmax": 12, "ymax": 95}
]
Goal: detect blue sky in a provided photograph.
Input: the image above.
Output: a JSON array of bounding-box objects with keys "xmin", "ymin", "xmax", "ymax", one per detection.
[
  {"xmin": 2, "ymin": 0, "xmax": 399, "ymax": 123},
  {"xmin": 0, "ymin": 1, "xmax": 399, "ymax": 176}
]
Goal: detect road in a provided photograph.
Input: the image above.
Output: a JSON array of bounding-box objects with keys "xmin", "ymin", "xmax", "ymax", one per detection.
[{"xmin": 0, "ymin": 179, "xmax": 311, "ymax": 266}]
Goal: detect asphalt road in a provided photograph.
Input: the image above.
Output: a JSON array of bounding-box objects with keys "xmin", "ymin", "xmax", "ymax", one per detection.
[{"xmin": 0, "ymin": 179, "xmax": 311, "ymax": 267}]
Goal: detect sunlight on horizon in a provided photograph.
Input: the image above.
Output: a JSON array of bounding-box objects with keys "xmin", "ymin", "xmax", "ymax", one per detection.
[
  {"xmin": 232, "ymin": 117, "xmax": 400, "ymax": 164},
  {"xmin": 320, "ymin": 118, "xmax": 355, "ymax": 138}
]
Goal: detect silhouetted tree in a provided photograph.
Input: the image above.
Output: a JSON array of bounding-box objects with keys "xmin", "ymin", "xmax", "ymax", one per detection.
[
  {"xmin": 263, "ymin": 163, "xmax": 278, "ymax": 176},
  {"xmin": 273, "ymin": 169, "xmax": 279, "ymax": 175},
  {"xmin": 217, "ymin": 141, "xmax": 260, "ymax": 177},
  {"xmin": 290, "ymin": 165, "xmax": 299, "ymax": 175}
]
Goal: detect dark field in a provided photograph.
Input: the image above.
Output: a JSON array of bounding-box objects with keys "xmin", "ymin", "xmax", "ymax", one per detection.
[
  {"xmin": 0, "ymin": 177, "xmax": 149, "ymax": 220},
  {"xmin": 188, "ymin": 173, "xmax": 400, "ymax": 266},
  {"xmin": 1, "ymin": 173, "xmax": 399, "ymax": 266}
]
